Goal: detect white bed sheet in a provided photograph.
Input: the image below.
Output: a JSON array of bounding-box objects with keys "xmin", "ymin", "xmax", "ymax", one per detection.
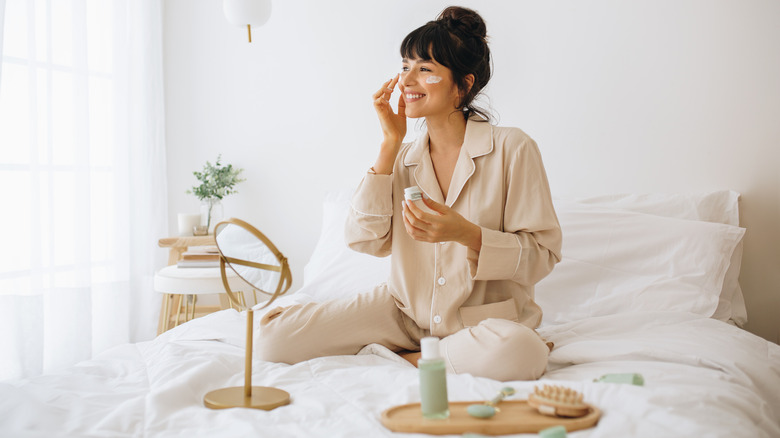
[{"xmin": 2, "ymin": 293, "xmax": 779, "ymax": 438}]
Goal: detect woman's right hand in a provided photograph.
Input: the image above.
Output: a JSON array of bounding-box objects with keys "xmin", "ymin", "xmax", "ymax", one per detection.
[{"xmin": 372, "ymin": 75, "xmax": 406, "ymax": 172}]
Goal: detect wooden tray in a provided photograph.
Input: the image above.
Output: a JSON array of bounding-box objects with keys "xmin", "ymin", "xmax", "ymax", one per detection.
[{"xmin": 381, "ymin": 400, "xmax": 600, "ymax": 435}]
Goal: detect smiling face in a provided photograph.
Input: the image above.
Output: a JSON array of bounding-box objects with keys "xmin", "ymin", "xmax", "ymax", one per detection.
[
  {"xmin": 400, "ymin": 57, "xmax": 461, "ymax": 120},
  {"xmin": 399, "ymin": 9, "xmax": 492, "ymax": 122}
]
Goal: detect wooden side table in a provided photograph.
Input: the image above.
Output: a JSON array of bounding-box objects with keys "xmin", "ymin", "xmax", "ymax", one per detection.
[
  {"xmin": 157, "ymin": 236, "xmax": 217, "ymax": 334},
  {"xmin": 159, "ymin": 235, "xmax": 216, "ymax": 265}
]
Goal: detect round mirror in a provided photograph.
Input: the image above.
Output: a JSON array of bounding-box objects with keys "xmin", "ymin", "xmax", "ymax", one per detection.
[{"xmin": 214, "ymin": 218, "xmax": 292, "ymax": 311}]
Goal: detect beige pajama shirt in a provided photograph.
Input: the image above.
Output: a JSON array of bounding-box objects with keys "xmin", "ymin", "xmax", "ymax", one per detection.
[{"xmin": 257, "ymin": 118, "xmax": 562, "ymax": 381}]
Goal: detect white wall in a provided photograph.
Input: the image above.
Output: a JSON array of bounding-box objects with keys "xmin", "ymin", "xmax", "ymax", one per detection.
[{"xmin": 163, "ymin": 0, "xmax": 780, "ymax": 343}]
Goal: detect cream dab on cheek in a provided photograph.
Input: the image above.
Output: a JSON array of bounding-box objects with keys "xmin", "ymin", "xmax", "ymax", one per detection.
[{"xmin": 425, "ymin": 75, "xmax": 443, "ymax": 84}]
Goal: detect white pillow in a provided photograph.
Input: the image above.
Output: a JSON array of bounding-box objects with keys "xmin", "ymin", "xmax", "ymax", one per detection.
[
  {"xmin": 557, "ymin": 191, "xmax": 746, "ymax": 326},
  {"xmin": 535, "ymin": 199, "xmax": 745, "ymax": 325},
  {"xmin": 558, "ymin": 191, "xmax": 740, "ymax": 226},
  {"xmin": 298, "ymin": 190, "xmax": 391, "ymax": 301}
]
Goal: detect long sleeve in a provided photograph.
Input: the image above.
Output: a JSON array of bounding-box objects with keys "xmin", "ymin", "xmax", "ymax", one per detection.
[
  {"xmin": 467, "ymin": 133, "xmax": 562, "ymax": 287},
  {"xmin": 344, "ymin": 172, "xmax": 395, "ymax": 258}
]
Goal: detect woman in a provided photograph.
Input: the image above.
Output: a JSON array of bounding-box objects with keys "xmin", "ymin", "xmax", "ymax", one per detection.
[{"xmin": 257, "ymin": 6, "xmax": 561, "ymax": 381}]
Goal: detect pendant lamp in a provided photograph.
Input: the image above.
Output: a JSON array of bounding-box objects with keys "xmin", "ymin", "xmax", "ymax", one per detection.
[{"xmin": 223, "ymin": 0, "xmax": 272, "ymax": 43}]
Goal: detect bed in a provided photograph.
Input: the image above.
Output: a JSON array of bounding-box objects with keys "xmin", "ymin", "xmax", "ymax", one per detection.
[{"xmin": 2, "ymin": 190, "xmax": 779, "ymax": 437}]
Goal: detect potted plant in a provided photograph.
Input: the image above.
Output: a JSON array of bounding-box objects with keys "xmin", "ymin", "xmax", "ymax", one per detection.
[{"xmin": 187, "ymin": 155, "xmax": 245, "ymax": 233}]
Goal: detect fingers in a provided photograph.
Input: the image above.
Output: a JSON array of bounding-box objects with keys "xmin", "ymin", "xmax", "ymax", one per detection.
[
  {"xmin": 374, "ymin": 74, "xmax": 399, "ymax": 101},
  {"xmin": 421, "ymin": 197, "xmax": 446, "ymax": 214},
  {"xmin": 403, "ymin": 199, "xmax": 421, "ymax": 222},
  {"xmin": 403, "ymin": 200, "xmax": 433, "ymax": 230},
  {"xmin": 402, "ymin": 210, "xmax": 421, "ymax": 239},
  {"xmin": 388, "ymin": 74, "xmax": 399, "ymax": 92},
  {"xmin": 407, "ymin": 197, "xmax": 444, "ymax": 220},
  {"xmin": 403, "ymin": 202, "xmax": 444, "ymax": 243},
  {"xmin": 373, "ymin": 75, "xmax": 402, "ymax": 115},
  {"xmin": 372, "ymin": 78, "xmax": 392, "ymax": 102},
  {"xmin": 402, "ymin": 205, "xmax": 429, "ymax": 241},
  {"xmin": 397, "ymin": 85, "xmax": 406, "ymax": 117}
]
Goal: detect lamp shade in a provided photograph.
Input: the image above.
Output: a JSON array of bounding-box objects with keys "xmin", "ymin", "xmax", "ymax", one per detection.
[{"xmin": 223, "ymin": 0, "xmax": 272, "ymax": 27}]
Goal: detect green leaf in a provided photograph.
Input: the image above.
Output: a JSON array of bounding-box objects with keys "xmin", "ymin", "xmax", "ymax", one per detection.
[{"xmin": 187, "ymin": 154, "xmax": 246, "ymax": 201}]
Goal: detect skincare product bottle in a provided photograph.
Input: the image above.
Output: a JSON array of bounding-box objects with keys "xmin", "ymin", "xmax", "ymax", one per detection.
[
  {"xmin": 419, "ymin": 337, "xmax": 449, "ymax": 419},
  {"xmin": 404, "ymin": 186, "xmax": 436, "ymax": 214}
]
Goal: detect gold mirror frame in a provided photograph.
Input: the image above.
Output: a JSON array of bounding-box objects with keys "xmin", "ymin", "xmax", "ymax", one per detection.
[{"xmin": 203, "ymin": 218, "xmax": 292, "ymax": 411}]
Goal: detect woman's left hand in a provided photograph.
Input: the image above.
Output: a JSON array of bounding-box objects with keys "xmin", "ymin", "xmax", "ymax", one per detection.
[{"xmin": 402, "ymin": 198, "xmax": 482, "ymax": 251}]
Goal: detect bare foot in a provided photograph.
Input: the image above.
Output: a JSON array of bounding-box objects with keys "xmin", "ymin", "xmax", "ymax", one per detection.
[{"xmin": 400, "ymin": 351, "xmax": 422, "ymax": 367}]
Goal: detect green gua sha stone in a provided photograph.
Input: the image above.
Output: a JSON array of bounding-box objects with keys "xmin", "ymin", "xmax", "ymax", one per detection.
[
  {"xmin": 539, "ymin": 425, "xmax": 568, "ymax": 438},
  {"xmin": 594, "ymin": 373, "xmax": 644, "ymax": 386},
  {"xmin": 466, "ymin": 404, "xmax": 496, "ymax": 418}
]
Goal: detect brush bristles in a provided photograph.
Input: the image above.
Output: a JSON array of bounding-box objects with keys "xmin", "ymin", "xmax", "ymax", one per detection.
[{"xmin": 533, "ymin": 385, "xmax": 585, "ymax": 406}]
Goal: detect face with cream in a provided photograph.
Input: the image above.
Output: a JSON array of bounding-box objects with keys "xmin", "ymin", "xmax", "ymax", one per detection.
[{"xmin": 399, "ymin": 57, "xmax": 462, "ymax": 120}]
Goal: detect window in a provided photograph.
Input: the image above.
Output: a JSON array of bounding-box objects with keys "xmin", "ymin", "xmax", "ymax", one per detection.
[{"xmin": 0, "ymin": 0, "xmax": 167, "ymax": 380}]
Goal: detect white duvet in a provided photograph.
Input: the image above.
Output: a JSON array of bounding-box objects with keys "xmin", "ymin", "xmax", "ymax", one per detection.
[{"xmin": 2, "ymin": 293, "xmax": 779, "ymax": 438}]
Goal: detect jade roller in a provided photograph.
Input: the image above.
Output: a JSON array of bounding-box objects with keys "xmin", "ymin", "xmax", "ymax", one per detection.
[{"xmin": 467, "ymin": 387, "xmax": 516, "ymax": 419}]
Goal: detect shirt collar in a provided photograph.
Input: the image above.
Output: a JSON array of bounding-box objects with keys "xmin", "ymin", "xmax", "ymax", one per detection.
[{"xmin": 403, "ymin": 116, "xmax": 494, "ymax": 167}]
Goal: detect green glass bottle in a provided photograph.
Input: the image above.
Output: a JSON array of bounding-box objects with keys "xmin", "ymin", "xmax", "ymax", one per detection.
[{"xmin": 419, "ymin": 337, "xmax": 449, "ymax": 419}]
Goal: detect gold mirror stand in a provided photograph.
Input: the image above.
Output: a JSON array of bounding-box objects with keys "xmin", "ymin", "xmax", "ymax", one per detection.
[
  {"xmin": 203, "ymin": 218, "xmax": 292, "ymax": 410},
  {"xmin": 202, "ymin": 306, "xmax": 289, "ymax": 410}
]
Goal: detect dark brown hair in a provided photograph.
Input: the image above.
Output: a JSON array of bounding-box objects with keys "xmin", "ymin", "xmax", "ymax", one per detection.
[{"xmin": 400, "ymin": 6, "xmax": 492, "ymax": 121}]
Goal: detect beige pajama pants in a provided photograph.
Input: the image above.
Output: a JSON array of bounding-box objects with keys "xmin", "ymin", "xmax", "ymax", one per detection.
[{"xmin": 256, "ymin": 286, "xmax": 549, "ymax": 381}]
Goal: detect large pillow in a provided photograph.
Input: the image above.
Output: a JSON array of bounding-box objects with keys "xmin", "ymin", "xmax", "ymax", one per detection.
[
  {"xmin": 558, "ymin": 191, "xmax": 746, "ymax": 326},
  {"xmin": 534, "ymin": 199, "xmax": 745, "ymax": 325},
  {"xmin": 298, "ymin": 190, "xmax": 391, "ymax": 301},
  {"xmin": 558, "ymin": 191, "xmax": 740, "ymax": 226}
]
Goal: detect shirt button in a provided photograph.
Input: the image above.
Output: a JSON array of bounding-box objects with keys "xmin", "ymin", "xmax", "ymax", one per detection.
[
  {"xmin": 433, "ymin": 315, "xmax": 442, "ymax": 324},
  {"xmin": 437, "ymin": 277, "xmax": 446, "ymax": 286}
]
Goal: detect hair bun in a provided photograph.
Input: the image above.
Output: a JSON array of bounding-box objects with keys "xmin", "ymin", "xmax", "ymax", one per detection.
[{"xmin": 438, "ymin": 6, "xmax": 487, "ymax": 40}]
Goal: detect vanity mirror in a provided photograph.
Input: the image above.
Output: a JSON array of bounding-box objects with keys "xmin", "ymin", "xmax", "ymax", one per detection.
[{"xmin": 203, "ymin": 218, "xmax": 292, "ymax": 410}]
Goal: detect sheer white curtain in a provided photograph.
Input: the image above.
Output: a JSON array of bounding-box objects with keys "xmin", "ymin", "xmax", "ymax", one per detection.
[{"xmin": 0, "ymin": 0, "xmax": 167, "ymax": 380}]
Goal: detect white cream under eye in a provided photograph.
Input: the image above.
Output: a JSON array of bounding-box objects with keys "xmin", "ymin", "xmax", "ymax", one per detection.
[{"xmin": 426, "ymin": 75, "xmax": 443, "ymax": 84}]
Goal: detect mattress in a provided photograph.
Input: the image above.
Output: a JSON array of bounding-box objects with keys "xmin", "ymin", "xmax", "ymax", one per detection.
[{"xmin": 2, "ymin": 293, "xmax": 778, "ymax": 437}]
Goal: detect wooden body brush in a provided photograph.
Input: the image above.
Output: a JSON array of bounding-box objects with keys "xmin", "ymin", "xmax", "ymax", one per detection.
[{"xmin": 527, "ymin": 385, "xmax": 590, "ymax": 418}]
